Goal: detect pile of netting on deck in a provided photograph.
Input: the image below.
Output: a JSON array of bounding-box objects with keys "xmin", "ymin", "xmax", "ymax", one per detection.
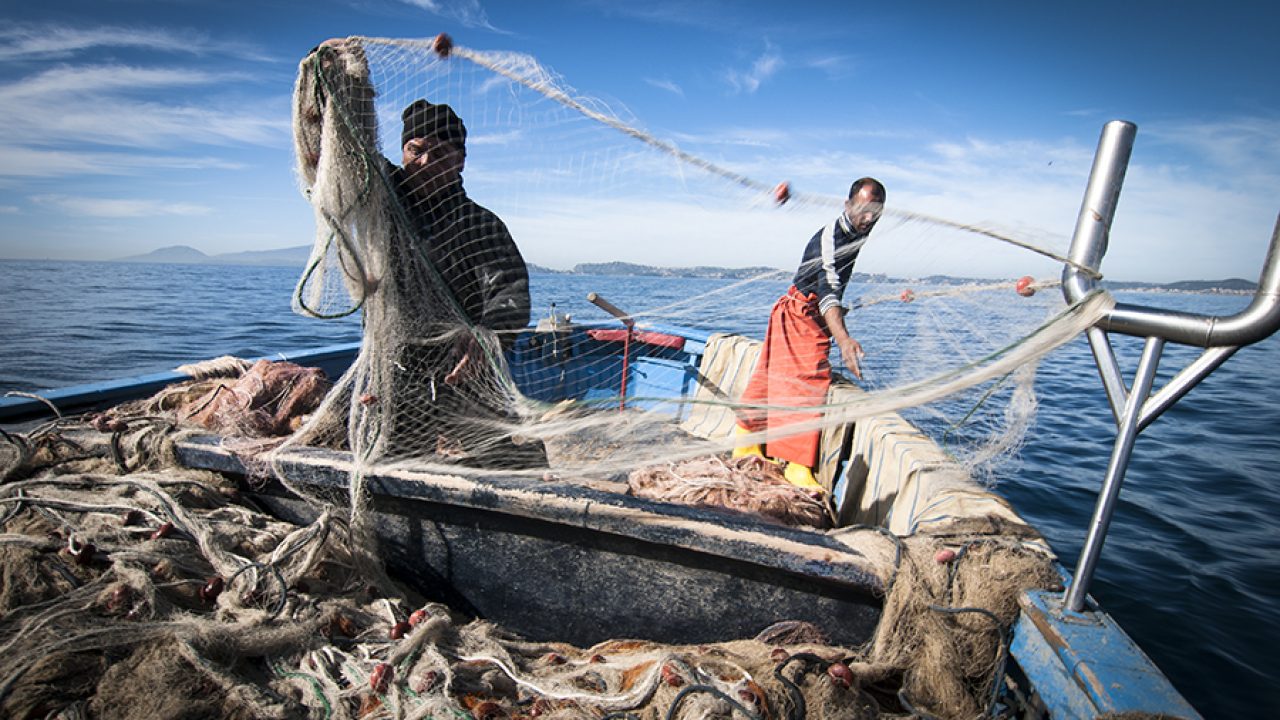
[{"xmin": 0, "ymin": 431, "xmax": 1058, "ymax": 720}]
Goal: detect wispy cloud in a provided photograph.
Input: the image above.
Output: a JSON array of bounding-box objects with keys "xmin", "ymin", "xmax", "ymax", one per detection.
[
  {"xmin": 396, "ymin": 0, "xmax": 507, "ymax": 33},
  {"xmin": 0, "ymin": 24, "xmax": 271, "ymax": 62},
  {"xmin": 30, "ymin": 194, "xmax": 212, "ymax": 218},
  {"xmin": 669, "ymin": 127, "xmax": 788, "ymax": 148},
  {"xmin": 0, "ymin": 64, "xmax": 230, "ymax": 102},
  {"xmin": 0, "ymin": 205, "xmax": 18, "ymax": 214},
  {"xmin": 644, "ymin": 77, "xmax": 684, "ymax": 97},
  {"xmin": 724, "ymin": 44, "xmax": 783, "ymax": 94},
  {"xmin": 0, "ymin": 62, "xmax": 288, "ymax": 179},
  {"xmin": 579, "ymin": 0, "xmax": 755, "ymax": 34},
  {"xmin": 807, "ymin": 54, "xmax": 856, "ymax": 80},
  {"xmin": 1142, "ymin": 116, "xmax": 1280, "ymax": 184},
  {"xmin": 0, "ymin": 145, "xmax": 246, "ymax": 178}
]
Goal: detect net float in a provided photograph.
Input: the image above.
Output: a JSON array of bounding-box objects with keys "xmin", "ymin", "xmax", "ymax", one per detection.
[
  {"xmin": 370, "ymin": 662, "xmax": 393, "ymax": 693},
  {"xmin": 773, "ymin": 181, "xmax": 791, "ymax": 205},
  {"xmin": 432, "ymin": 33, "xmax": 453, "ymax": 57},
  {"xmin": 1016, "ymin": 275, "xmax": 1036, "ymax": 297},
  {"xmin": 827, "ymin": 661, "xmax": 854, "ymax": 688},
  {"xmin": 201, "ymin": 576, "xmax": 224, "ymax": 602}
]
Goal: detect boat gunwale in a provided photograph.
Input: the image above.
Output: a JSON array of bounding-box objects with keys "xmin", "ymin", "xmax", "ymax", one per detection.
[{"xmin": 161, "ymin": 430, "xmax": 889, "ymax": 593}]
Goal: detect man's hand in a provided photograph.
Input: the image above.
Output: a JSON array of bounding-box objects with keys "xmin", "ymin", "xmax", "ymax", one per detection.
[
  {"xmin": 444, "ymin": 332, "xmax": 482, "ymax": 385},
  {"xmin": 836, "ymin": 336, "xmax": 865, "ymax": 380},
  {"xmin": 822, "ymin": 304, "xmax": 865, "ymax": 381}
]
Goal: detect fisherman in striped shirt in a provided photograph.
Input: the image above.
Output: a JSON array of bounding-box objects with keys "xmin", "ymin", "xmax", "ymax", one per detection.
[{"xmin": 734, "ymin": 177, "xmax": 886, "ymax": 491}]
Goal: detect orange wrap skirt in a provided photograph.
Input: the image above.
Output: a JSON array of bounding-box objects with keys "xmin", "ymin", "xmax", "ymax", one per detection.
[{"xmin": 738, "ymin": 286, "xmax": 831, "ymax": 467}]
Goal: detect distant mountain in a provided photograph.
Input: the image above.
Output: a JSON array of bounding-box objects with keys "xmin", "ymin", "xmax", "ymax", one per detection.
[
  {"xmin": 114, "ymin": 244, "xmax": 311, "ymax": 267},
  {"xmin": 215, "ymin": 246, "xmax": 313, "ymax": 266},
  {"xmin": 568, "ymin": 261, "xmax": 782, "ymax": 279},
  {"xmin": 115, "ymin": 245, "xmax": 210, "ymax": 264}
]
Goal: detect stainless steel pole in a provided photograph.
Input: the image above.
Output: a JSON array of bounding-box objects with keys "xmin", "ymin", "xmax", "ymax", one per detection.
[
  {"xmin": 1066, "ymin": 336, "xmax": 1164, "ymax": 611},
  {"xmin": 1061, "ymin": 120, "xmax": 1137, "ymax": 303}
]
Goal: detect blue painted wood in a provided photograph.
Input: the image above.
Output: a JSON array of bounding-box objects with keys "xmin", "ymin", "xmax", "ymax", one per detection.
[
  {"xmin": 625, "ymin": 356, "xmax": 697, "ymax": 419},
  {"xmin": 0, "ymin": 342, "xmax": 362, "ymax": 423},
  {"xmin": 1010, "ymin": 588, "xmax": 1202, "ymax": 718},
  {"xmin": 1, "ymin": 324, "xmax": 705, "ymax": 423}
]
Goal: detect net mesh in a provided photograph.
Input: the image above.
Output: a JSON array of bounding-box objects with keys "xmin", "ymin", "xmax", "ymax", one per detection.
[
  {"xmin": 283, "ymin": 35, "xmax": 1109, "ymax": 490},
  {"xmin": 0, "ymin": 458, "xmax": 1058, "ymax": 720},
  {"xmin": 0, "ymin": 34, "xmax": 1120, "ymax": 720}
]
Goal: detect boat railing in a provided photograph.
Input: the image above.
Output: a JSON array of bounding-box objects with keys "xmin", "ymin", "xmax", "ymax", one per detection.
[{"xmin": 1059, "ymin": 119, "xmax": 1280, "ymax": 611}]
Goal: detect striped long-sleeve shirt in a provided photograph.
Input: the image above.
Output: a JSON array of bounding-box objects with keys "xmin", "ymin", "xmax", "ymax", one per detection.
[{"xmin": 792, "ymin": 212, "xmax": 871, "ymax": 316}]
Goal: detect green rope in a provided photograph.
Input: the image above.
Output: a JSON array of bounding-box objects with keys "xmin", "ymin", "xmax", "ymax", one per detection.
[{"xmin": 272, "ymin": 662, "xmax": 333, "ymax": 719}]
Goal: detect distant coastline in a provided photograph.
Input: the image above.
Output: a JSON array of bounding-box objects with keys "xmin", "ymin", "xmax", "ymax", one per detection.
[
  {"xmin": 4, "ymin": 245, "xmax": 1257, "ymax": 294},
  {"xmin": 109, "ymin": 244, "xmax": 315, "ymax": 268}
]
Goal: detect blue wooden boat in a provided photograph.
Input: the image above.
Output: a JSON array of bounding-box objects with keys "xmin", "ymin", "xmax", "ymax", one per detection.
[{"xmin": 3, "ymin": 122, "xmax": 1275, "ymax": 719}]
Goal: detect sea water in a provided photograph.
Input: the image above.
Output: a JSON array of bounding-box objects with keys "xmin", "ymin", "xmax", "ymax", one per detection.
[{"xmin": 1, "ymin": 259, "xmax": 1277, "ymax": 716}]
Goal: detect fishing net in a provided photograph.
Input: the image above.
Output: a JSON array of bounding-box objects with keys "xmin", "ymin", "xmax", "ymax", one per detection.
[
  {"xmin": 0, "ymin": 33, "xmax": 1117, "ymax": 720},
  {"xmin": 284, "ymin": 34, "xmax": 1111, "ymax": 488},
  {"xmin": 0, "ymin": 451, "xmax": 1058, "ymax": 720}
]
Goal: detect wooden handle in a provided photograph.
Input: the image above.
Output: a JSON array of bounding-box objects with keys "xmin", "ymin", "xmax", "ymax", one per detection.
[{"xmin": 587, "ymin": 292, "xmax": 634, "ymax": 328}]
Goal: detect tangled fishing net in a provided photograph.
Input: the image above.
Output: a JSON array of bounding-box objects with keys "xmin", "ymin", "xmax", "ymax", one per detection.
[
  {"xmin": 0, "ymin": 441, "xmax": 1058, "ymax": 719},
  {"xmin": 0, "ymin": 33, "xmax": 1120, "ymax": 719},
  {"xmin": 281, "ymin": 34, "xmax": 1110, "ymax": 486}
]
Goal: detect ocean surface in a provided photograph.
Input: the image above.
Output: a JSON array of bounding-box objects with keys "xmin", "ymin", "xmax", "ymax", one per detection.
[{"xmin": 2, "ymin": 258, "xmax": 1277, "ymax": 716}]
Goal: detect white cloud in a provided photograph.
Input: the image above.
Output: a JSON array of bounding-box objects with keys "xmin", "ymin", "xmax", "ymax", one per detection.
[
  {"xmin": 807, "ymin": 54, "xmax": 855, "ymax": 80},
  {"xmin": 0, "ymin": 205, "xmax": 18, "ymax": 214},
  {"xmin": 30, "ymin": 194, "xmax": 212, "ymax": 218},
  {"xmin": 0, "ymin": 145, "xmax": 246, "ymax": 179},
  {"xmin": 0, "ymin": 64, "xmax": 229, "ymax": 101},
  {"xmin": 396, "ymin": 0, "xmax": 506, "ymax": 33},
  {"xmin": 668, "ymin": 127, "xmax": 789, "ymax": 149},
  {"xmin": 0, "ymin": 63, "xmax": 289, "ymax": 172},
  {"xmin": 1142, "ymin": 116, "xmax": 1280, "ymax": 188},
  {"xmin": 466, "ymin": 129, "xmax": 526, "ymax": 148},
  {"xmin": 480, "ymin": 114, "xmax": 1275, "ymax": 283},
  {"xmin": 724, "ymin": 45, "xmax": 783, "ymax": 94},
  {"xmin": 458, "ymin": 101, "xmax": 1280, "ymax": 283},
  {"xmin": 0, "ymin": 24, "xmax": 270, "ymax": 62},
  {"xmin": 644, "ymin": 77, "xmax": 684, "ymax": 97}
]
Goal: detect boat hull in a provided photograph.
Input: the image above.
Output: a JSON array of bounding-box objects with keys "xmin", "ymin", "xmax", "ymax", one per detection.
[{"xmin": 178, "ymin": 436, "xmax": 883, "ymax": 647}]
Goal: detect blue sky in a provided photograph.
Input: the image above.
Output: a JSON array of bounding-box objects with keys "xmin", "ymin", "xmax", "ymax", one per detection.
[{"xmin": 1, "ymin": 0, "xmax": 1277, "ymax": 282}]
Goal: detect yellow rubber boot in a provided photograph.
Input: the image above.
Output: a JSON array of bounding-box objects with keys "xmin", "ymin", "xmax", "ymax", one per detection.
[
  {"xmin": 732, "ymin": 424, "xmax": 764, "ymax": 458},
  {"xmin": 784, "ymin": 462, "xmax": 824, "ymax": 492}
]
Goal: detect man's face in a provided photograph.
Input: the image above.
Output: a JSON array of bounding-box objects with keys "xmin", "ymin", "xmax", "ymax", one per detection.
[
  {"xmin": 844, "ymin": 186, "xmax": 884, "ymax": 235},
  {"xmin": 402, "ymin": 135, "xmax": 464, "ymax": 195}
]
